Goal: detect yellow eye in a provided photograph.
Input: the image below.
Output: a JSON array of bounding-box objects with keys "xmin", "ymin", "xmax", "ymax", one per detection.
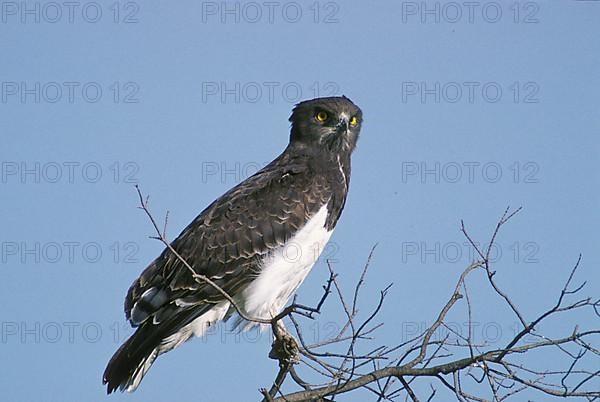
[
  {"xmin": 350, "ymin": 116, "xmax": 358, "ymax": 126},
  {"xmin": 316, "ymin": 111, "xmax": 328, "ymax": 122}
]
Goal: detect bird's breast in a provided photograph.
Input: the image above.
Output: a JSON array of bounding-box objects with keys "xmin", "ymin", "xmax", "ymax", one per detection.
[{"xmin": 233, "ymin": 203, "xmax": 333, "ymax": 330}]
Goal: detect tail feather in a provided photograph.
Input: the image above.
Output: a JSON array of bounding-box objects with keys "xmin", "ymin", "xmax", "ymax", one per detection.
[
  {"xmin": 103, "ymin": 323, "xmax": 164, "ymax": 393},
  {"xmin": 103, "ymin": 303, "xmax": 229, "ymax": 393},
  {"xmin": 103, "ymin": 307, "xmax": 199, "ymax": 393}
]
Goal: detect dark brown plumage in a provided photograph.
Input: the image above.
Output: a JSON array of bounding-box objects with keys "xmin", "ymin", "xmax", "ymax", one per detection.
[{"xmin": 103, "ymin": 96, "xmax": 363, "ymax": 393}]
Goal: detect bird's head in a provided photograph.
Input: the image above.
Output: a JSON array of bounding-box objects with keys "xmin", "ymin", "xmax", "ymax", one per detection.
[{"xmin": 289, "ymin": 96, "xmax": 362, "ymax": 154}]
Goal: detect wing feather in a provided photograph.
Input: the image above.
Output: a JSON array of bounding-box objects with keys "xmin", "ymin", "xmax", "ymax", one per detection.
[{"xmin": 124, "ymin": 151, "xmax": 332, "ymax": 325}]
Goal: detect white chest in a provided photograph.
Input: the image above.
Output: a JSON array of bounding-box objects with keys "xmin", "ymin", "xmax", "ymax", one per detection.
[{"xmin": 236, "ymin": 203, "xmax": 333, "ymax": 329}]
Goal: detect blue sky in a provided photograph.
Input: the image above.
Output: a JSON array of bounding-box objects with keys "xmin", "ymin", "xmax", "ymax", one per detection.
[{"xmin": 1, "ymin": 1, "xmax": 599, "ymax": 401}]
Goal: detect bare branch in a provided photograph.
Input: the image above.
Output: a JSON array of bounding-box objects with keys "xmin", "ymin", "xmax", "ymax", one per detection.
[
  {"xmin": 269, "ymin": 207, "xmax": 599, "ymax": 401},
  {"xmin": 130, "ymin": 191, "xmax": 600, "ymax": 401}
]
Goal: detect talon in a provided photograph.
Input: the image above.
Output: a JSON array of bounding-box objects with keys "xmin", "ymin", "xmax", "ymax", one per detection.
[{"xmin": 269, "ymin": 331, "xmax": 299, "ymax": 363}]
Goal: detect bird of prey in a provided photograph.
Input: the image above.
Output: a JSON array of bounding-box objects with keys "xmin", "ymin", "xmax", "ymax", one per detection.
[{"xmin": 103, "ymin": 96, "xmax": 363, "ymax": 393}]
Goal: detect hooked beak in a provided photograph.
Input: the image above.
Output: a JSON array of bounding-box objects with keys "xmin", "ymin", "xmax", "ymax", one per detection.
[{"xmin": 335, "ymin": 117, "xmax": 349, "ymax": 134}]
